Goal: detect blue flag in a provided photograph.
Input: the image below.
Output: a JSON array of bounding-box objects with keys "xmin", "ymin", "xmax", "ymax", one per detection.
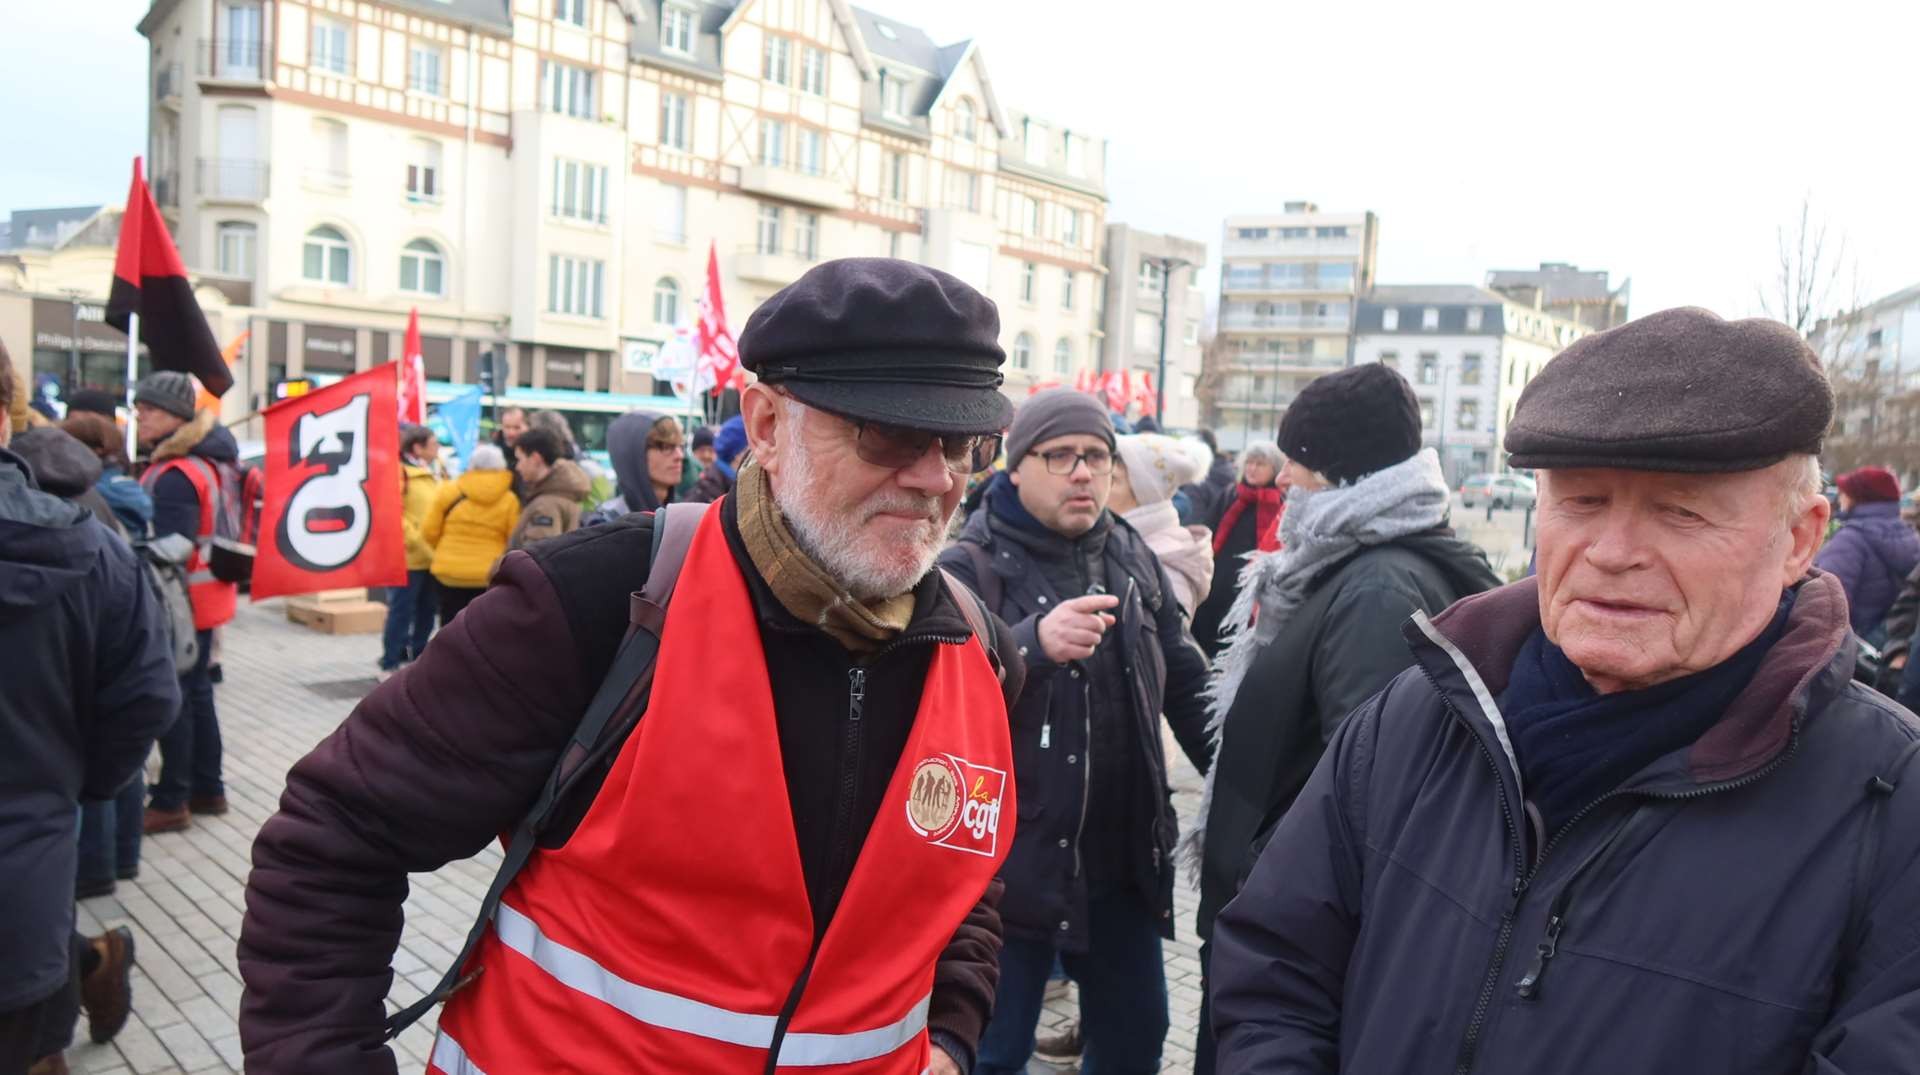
[{"xmin": 439, "ymin": 387, "xmax": 483, "ymax": 466}]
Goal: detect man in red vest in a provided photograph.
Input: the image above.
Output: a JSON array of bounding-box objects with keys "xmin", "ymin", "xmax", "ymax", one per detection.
[
  {"xmin": 238, "ymin": 259, "xmax": 1028, "ymax": 1074},
  {"xmin": 132, "ymin": 370, "xmax": 239, "ymax": 834}
]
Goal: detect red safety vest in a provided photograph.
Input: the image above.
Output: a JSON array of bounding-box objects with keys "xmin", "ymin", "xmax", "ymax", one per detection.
[
  {"xmin": 430, "ymin": 505, "xmax": 1014, "ymax": 1074},
  {"xmin": 141, "ymin": 456, "xmax": 238, "ymax": 631}
]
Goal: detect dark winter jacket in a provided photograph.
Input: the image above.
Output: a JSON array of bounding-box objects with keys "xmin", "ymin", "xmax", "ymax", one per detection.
[
  {"xmin": 0, "ymin": 448, "xmax": 178, "ymax": 1011},
  {"xmin": 1195, "ymin": 530, "xmax": 1500, "ymax": 941},
  {"xmin": 96, "ymin": 466, "xmax": 153, "ymax": 538},
  {"xmin": 238, "ymin": 496, "xmax": 1025, "ymax": 1074},
  {"xmin": 1815, "ymin": 500, "xmax": 1920, "ymax": 638},
  {"xmin": 1178, "ymin": 454, "xmax": 1236, "ymax": 529},
  {"xmin": 1210, "ymin": 571, "xmax": 1920, "ymax": 1074},
  {"xmin": 940, "ymin": 505, "xmax": 1213, "ymax": 950},
  {"xmin": 9, "ymin": 426, "xmax": 121, "ymax": 538},
  {"xmin": 686, "ymin": 459, "xmax": 737, "ymax": 504},
  {"xmin": 1190, "ymin": 484, "xmax": 1269, "ymax": 659},
  {"xmin": 141, "ymin": 410, "xmax": 239, "ymax": 544}
]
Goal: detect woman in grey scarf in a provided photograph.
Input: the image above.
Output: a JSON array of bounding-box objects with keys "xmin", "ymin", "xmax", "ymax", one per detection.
[{"xmin": 1184, "ymin": 364, "xmax": 1500, "ymax": 1075}]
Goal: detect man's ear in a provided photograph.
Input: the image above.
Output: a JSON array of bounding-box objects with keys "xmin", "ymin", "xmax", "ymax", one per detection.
[
  {"xmin": 741, "ymin": 384, "xmax": 781, "ymax": 478},
  {"xmin": 1786, "ymin": 491, "xmax": 1832, "ymax": 586}
]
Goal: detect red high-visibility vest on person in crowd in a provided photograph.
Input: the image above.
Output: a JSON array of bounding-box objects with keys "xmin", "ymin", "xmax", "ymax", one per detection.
[
  {"xmin": 140, "ymin": 456, "xmax": 238, "ymax": 631},
  {"xmin": 431, "ymin": 506, "xmax": 1015, "ymax": 1073}
]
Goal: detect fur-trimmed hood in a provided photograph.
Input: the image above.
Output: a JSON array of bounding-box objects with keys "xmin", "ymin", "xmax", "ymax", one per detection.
[{"xmin": 147, "ymin": 409, "xmax": 238, "ymax": 467}]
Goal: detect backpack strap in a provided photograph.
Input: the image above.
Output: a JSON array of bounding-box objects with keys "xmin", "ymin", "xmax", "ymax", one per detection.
[
  {"xmin": 382, "ymin": 502, "xmax": 706, "ymax": 1041},
  {"xmin": 938, "ymin": 566, "xmax": 1005, "ymax": 686}
]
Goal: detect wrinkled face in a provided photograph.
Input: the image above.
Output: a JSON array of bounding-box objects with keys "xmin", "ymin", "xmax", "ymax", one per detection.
[
  {"xmin": 1244, "ymin": 457, "xmax": 1278, "ymax": 487},
  {"xmin": 748, "ymin": 387, "xmax": 963, "ymax": 600},
  {"xmin": 514, "ymin": 446, "xmax": 551, "ymax": 486},
  {"xmin": 647, "ymin": 424, "xmax": 685, "ymax": 489},
  {"xmin": 1011, "ymin": 434, "xmax": 1113, "ymax": 537},
  {"xmin": 134, "ymin": 402, "xmax": 185, "ymax": 448},
  {"xmin": 498, "ymin": 409, "xmax": 528, "ymax": 446},
  {"xmin": 1535, "ymin": 462, "xmax": 1828, "ymax": 694}
]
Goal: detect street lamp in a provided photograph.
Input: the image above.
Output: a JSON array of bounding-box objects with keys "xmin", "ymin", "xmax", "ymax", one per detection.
[{"xmin": 1143, "ymin": 255, "xmax": 1192, "ymax": 424}]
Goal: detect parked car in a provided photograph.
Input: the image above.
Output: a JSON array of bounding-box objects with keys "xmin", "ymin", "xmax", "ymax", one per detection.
[{"xmin": 1460, "ymin": 472, "xmax": 1538, "ymax": 509}]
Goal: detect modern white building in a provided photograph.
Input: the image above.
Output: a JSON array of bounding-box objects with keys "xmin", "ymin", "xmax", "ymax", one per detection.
[
  {"xmin": 1099, "ymin": 224, "xmax": 1205, "ymax": 429},
  {"xmin": 1808, "ymin": 282, "xmax": 1920, "ymax": 479},
  {"xmin": 1352, "ymin": 284, "xmax": 1590, "ymax": 484},
  {"xmin": 129, "ymin": 0, "xmax": 1109, "ymax": 439},
  {"xmin": 1205, "ymin": 201, "xmax": 1379, "ymax": 449}
]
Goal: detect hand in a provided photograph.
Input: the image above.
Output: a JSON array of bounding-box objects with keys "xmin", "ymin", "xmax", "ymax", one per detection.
[
  {"xmin": 1891, "ymin": 652, "xmax": 1909, "ymax": 671},
  {"xmin": 1038, "ymin": 593, "xmax": 1120, "ymax": 663},
  {"xmin": 930, "ymin": 1046, "xmax": 962, "ymax": 1075}
]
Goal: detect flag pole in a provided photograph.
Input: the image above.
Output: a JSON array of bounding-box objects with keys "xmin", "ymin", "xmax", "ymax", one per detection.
[{"xmin": 124, "ymin": 313, "xmax": 139, "ymax": 462}]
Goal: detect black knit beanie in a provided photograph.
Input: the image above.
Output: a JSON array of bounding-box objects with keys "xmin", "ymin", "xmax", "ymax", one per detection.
[{"xmin": 1276, "ymin": 363, "xmax": 1422, "ymax": 485}]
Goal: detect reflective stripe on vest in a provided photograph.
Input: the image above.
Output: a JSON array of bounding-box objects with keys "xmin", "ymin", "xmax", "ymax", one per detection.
[
  {"xmin": 141, "ymin": 456, "xmax": 238, "ymax": 630},
  {"xmin": 493, "ymin": 902, "xmax": 930, "ymax": 1064},
  {"xmin": 430, "ymin": 1032, "xmax": 487, "ymax": 1075}
]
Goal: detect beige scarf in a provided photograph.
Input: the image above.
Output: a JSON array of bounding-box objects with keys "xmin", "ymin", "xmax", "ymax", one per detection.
[{"xmin": 735, "ymin": 460, "xmax": 914, "ymax": 654}]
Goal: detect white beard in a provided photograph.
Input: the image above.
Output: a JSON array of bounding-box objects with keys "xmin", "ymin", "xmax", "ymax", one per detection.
[{"xmin": 776, "ymin": 419, "xmax": 950, "ymax": 601}]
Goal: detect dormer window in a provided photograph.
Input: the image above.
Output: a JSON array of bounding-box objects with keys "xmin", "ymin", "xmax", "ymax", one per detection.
[
  {"xmin": 661, "ymin": 4, "xmax": 695, "ymax": 54},
  {"xmin": 881, "ymin": 70, "xmax": 909, "ymax": 118}
]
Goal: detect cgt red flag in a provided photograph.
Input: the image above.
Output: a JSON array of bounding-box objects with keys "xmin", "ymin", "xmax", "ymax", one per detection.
[
  {"xmin": 398, "ymin": 308, "xmax": 427, "ymax": 425},
  {"xmin": 106, "ymin": 158, "xmax": 231, "ymax": 397},
  {"xmin": 252, "ymin": 364, "xmax": 407, "ymax": 600}
]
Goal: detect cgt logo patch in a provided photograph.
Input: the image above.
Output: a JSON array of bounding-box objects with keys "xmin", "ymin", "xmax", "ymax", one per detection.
[{"xmin": 905, "ymin": 754, "xmax": 1008, "ymax": 858}]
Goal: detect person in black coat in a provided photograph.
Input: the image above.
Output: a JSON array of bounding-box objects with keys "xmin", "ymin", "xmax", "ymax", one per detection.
[{"xmin": 1188, "ymin": 440, "xmax": 1285, "ymax": 660}]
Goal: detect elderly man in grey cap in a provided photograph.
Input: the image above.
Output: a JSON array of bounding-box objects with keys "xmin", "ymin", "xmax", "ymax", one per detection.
[
  {"xmin": 942, "ymin": 387, "xmax": 1214, "ymax": 1075},
  {"xmin": 1208, "ymin": 307, "xmax": 1920, "ymax": 1073}
]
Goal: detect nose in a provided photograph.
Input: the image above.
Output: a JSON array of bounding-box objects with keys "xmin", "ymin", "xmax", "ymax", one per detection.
[
  {"xmin": 895, "ymin": 440, "xmax": 956, "ymax": 496},
  {"xmin": 1582, "ymin": 505, "xmax": 1652, "ymax": 574}
]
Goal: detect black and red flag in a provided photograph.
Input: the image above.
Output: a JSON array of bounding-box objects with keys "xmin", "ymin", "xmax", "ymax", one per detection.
[{"xmin": 106, "ymin": 158, "xmax": 232, "ymax": 397}]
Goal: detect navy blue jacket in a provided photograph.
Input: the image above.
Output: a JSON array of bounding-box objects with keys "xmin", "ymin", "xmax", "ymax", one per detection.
[
  {"xmin": 1210, "ymin": 571, "xmax": 1920, "ymax": 1073},
  {"xmin": 0, "ymin": 448, "xmax": 178, "ymax": 1011},
  {"xmin": 941, "ymin": 507, "xmax": 1213, "ymax": 949},
  {"xmin": 145, "ymin": 412, "xmax": 239, "ymax": 544},
  {"xmin": 1816, "ymin": 500, "xmax": 1920, "ymax": 638}
]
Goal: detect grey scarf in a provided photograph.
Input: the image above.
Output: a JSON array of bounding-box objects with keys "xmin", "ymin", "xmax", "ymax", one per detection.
[{"xmin": 1182, "ymin": 448, "xmax": 1452, "ymax": 875}]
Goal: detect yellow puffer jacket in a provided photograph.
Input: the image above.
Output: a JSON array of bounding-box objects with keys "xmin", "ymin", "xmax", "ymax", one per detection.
[
  {"xmin": 423, "ymin": 468, "xmax": 519, "ymax": 589},
  {"xmin": 400, "ymin": 462, "xmax": 442, "ymax": 571}
]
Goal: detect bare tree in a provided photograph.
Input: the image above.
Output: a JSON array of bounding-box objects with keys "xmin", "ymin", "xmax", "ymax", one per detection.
[{"xmin": 1758, "ymin": 193, "xmax": 1851, "ymax": 334}]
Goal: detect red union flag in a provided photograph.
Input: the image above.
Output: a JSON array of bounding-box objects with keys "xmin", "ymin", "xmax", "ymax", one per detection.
[
  {"xmin": 398, "ymin": 307, "xmax": 426, "ymax": 425},
  {"xmin": 252, "ymin": 364, "xmax": 407, "ymax": 600},
  {"xmin": 692, "ymin": 241, "xmax": 740, "ymax": 396}
]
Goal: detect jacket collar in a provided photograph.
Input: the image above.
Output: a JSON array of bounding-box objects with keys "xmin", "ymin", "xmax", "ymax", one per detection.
[
  {"xmin": 147, "ymin": 409, "xmax": 218, "ymax": 464},
  {"xmin": 1406, "ymin": 570, "xmax": 1855, "ymax": 800}
]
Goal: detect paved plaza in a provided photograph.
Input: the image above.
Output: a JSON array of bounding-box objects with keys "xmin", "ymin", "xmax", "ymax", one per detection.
[{"xmin": 59, "ymin": 596, "xmax": 1208, "ymax": 1074}]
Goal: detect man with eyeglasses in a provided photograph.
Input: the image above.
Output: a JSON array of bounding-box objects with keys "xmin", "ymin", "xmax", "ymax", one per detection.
[
  {"xmin": 942, "ymin": 388, "xmax": 1215, "ymax": 1075},
  {"xmin": 239, "ymin": 259, "xmax": 1027, "ymax": 1075}
]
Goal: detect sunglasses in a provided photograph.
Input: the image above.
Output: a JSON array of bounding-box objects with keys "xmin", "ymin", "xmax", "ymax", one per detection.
[{"xmin": 850, "ymin": 420, "xmax": 1002, "ymax": 475}]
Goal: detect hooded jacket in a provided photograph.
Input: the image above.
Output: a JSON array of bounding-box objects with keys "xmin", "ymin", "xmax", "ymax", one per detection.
[
  {"xmin": 1210, "ymin": 571, "xmax": 1920, "ymax": 1074},
  {"xmin": 9, "ymin": 426, "xmax": 120, "ymax": 538},
  {"xmin": 604, "ymin": 410, "xmax": 670, "ymax": 515},
  {"xmin": 0, "ymin": 447, "xmax": 179, "ymax": 1010},
  {"xmin": 399, "ymin": 461, "xmax": 442, "ymax": 571},
  {"xmin": 1814, "ymin": 499, "xmax": 1920, "ymax": 638},
  {"xmin": 423, "ymin": 469, "xmax": 518, "ymax": 588},
  {"xmin": 1124, "ymin": 499, "xmax": 1214, "ymax": 617},
  {"xmin": 508, "ymin": 458, "xmax": 591, "ymax": 550},
  {"xmin": 142, "ymin": 409, "xmax": 239, "ymax": 545}
]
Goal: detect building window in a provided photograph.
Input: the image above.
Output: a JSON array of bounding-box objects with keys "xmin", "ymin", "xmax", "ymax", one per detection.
[
  {"xmin": 552, "ymin": 158, "xmax": 608, "ymax": 223},
  {"xmin": 796, "ymin": 128, "xmax": 823, "ymax": 176},
  {"xmin": 1382, "ymin": 307, "xmax": 1400, "ymax": 331},
  {"xmin": 758, "ymin": 119, "xmax": 788, "ymax": 168},
  {"xmin": 218, "ymin": 0, "xmax": 264, "ymax": 77},
  {"xmin": 302, "ymin": 225, "xmax": 352, "ymax": 285},
  {"xmin": 408, "ymin": 43, "xmax": 445, "ymax": 96},
  {"xmin": 795, "ymin": 211, "xmax": 819, "ymax": 260},
  {"xmin": 1020, "ymin": 262, "xmax": 1037, "ymax": 304},
  {"xmin": 659, "ymin": 92, "xmax": 689, "ymax": 150},
  {"xmin": 1140, "ymin": 259, "xmax": 1165, "ymax": 294},
  {"xmin": 1063, "ymin": 209, "xmax": 1080, "ymax": 246},
  {"xmin": 311, "ymin": 17, "xmax": 350, "ymax": 74},
  {"xmin": 1461, "ymin": 354, "xmax": 1483, "ymax": 386},
  {"xmin": 888, "ymin": 152, "xmax": 906, "ymax": 200},
  {"xmin": 1419, "ymin": 398, "xmax": 1435, "ymax": 429},
  {"xmin": 547, "ymin": 254, "xmax": 605, "ymax": 318},
  {"xmin": 1023, "ymin": 118, "xmax": 1046, "ymax": 164},
  {"xmin": 1053, "ymin": 338, "xmax": 1072, "ymax": 375},
  {"xmin": 542, "ymin": 61, "xmax": 595, "ymax": 119},
  {"xmin": 652, "ymin": 277, "xmax": 679, "ymax": 324},
  {"xmin": 1421, "ymin": 307, "xmax": 1439, "ymax": 330},
  {"xmin": 1063, "ymin": 132, "xmax": 1085, "ymax": 177},
  {"xmin": 756, "ymin": 204, "xmax": 783, "ymax": 254},
  {"xmin": 1418, "ymin": 352, "xmax": 1438, "ymax": 385},
  {"xmin": 1184, "ymin": 320, "xmax": 1198, "ymax": 345},
  {"xmin": 881, "ymin": 70, "xmax": 909, "ymax": 117},
  {"xmin": 308, "ymin": 117, "xmax": 348, "ymax": 189},
  {"xmin": 1279, "ymin": 226, "xmax": 1308, "ymax": 238},
  {"xmin": 947, "ymin": 170, "xmax": 979, "ymax": 212},
  {"xmin": 1023, "ymin": 196, "xmax": 1040, "ymax": 236},
  {"xmin": 555, "ymin": 0, "xmax": 587, "ymax": 26},
  {"xmin": 1316, "ymin": 226, "xmax": 1348, "ymax": 238},
  {"xmin": 655, "ymin": 184, "xmax": 687, "ymax": 243},
  {"xmin": 1012, "ymin": 332, "xmax": 1033, "ymax": 371},
  {"xmin": 762, "ymin": 36, "xmax": 791, "ymax": 84},
  {"xmin": 1458, "ymin": 400, "xmax": 1479, "ymax": 431},
  {"xmin": 1061, "ymin": 271, "xmax": 1074, "ymax": 310},
  {"xmin": 406, "ymin": 139, "xmax": 441, "ymax": 202},
  {"xmin": 1869, "ymin": 328, "xmax": 1885, "ymax": 348},
  {"xmin": 955, "ymin": 97, "xmax": 976, "ymax": 142},
  {"xmin": 399, "ymin": 238, "xmax": 446, "ymax": 296},
  {"xmin": 1236, "ymin": 227, "xmax": 1269, "ymax": 240},
  {"xmin": 661, "ymin": 4, "xmax": 695, "ymax": 53},
  {"xmin": 1134, "ymin": 311, "xmax": 1162, "ymax": 355},
  {"xmin": 1466, "ymin": 306, "xmax": 1485, "ymax": 331},
  {"xmin": 799, "ymin": 46, "xmax": 826, "ymax": 95},
  {"xmin": 215, "ymin": 221, "xmax": 256, "ymax": 277},
  {"xmin": 1378, "ymin": 349, "xmax": 1399, "ymax": 371}
]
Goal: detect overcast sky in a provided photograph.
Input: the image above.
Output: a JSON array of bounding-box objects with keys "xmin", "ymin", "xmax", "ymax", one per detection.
[{"xmin": 6, "ymin": 0, "xmax": 1914, "ymax": 322}]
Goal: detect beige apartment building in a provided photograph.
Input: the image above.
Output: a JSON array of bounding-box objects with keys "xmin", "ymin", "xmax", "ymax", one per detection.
[
  {"xmin": 126, "ymin": 0, "xmax": 1108, "ymax": 435},
  {"xmin": 1205, "ymin": 201, "xmax": 1379, "ymax": 449},
  {"xmin": 1099, "ymin": 224, "xmax": 1205, "ymax": 430}
]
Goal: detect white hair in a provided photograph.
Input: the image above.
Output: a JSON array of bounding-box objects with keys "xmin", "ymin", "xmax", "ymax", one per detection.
[
  {"xmin": 1237, "ymin": 440, "xmax": 1284, "ymax": 482},
  {"xmin": 469, "ymin": 444, "xmax": 507, "ymax": 471},
  {"xmin": 1780, "ymin": 454, "xmax": 1824, "ymax": 528}
]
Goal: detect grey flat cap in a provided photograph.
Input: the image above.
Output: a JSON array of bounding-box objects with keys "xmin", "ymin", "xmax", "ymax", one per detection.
[{"xmin": 1504, "ymin": 306, "xmax": 1833, "ymax": 473}]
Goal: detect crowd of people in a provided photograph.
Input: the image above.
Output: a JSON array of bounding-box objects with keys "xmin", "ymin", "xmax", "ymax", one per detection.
[{"xmin": 10, "ymin": 256, "xmax": 1920, "ymax": 1074}]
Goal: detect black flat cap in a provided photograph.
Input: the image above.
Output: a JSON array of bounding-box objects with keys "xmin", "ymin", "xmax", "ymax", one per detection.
[
  {"xmin": 739, "ymin": 258, "xmax": 1013, "ymax": 435},
  {"xmin": 1505, "ymin": 307, "xmax": 1833, "ymax": 473},
  {"xmin": 1277, "ymin": 363, "xmax": 1424, "ymax": 485}
]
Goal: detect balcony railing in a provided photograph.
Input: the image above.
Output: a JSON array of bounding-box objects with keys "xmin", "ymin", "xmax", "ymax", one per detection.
[
  {"xmin": 1219, "ymin": 314, "xmax": 1351, "ymax": 331},
  {"xmin": 197, "ymin": 158, "xmax": 269, "ymax": 201},
  {"xmin": 197, "ymin": 38, "xmax": 267, "ymax": 81},
  {"xmin": 738, "ymin": 156, "xmax": 852, "ymax": 210},
  {"xmin": 155, "ymin": 63, "xmax": 183, "ymax": 101},
  {"xmin": 304, "ymin": 169, "xmax": 352, "ymax": 194}
]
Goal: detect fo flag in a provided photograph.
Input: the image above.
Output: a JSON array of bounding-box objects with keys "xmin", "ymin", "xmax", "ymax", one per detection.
[
  {"xmin": 106, "ymin": 158, "xmax": 231, "ymax": 397},
  {"xmin": 252, "ymin": 364, "xmax": 406, "ymax": 600}
]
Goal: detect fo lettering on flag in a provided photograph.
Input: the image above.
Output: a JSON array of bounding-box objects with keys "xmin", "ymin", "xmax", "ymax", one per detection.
[{"xmin": 252, "ymin": 364, "xmax": 407, "ymax": 600}]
